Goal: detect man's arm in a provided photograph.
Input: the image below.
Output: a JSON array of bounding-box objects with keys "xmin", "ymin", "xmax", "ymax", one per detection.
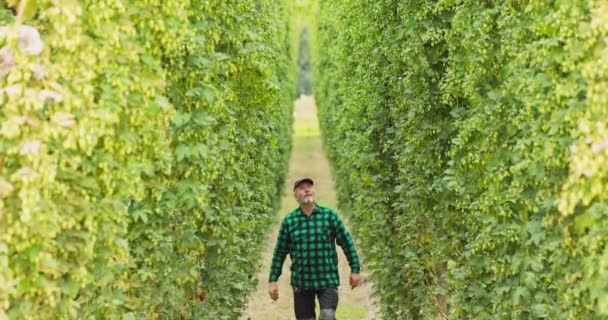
[
  {"xmin": 333, "ymin": 211, "xmax": 362, "ymax": 288},
  {"xmin": 269, "ymin": 219, "xmax": 290, "ymax": 281},
  {"xmin": 333, "ymin": 212, "xmax": 360, "ymax": 275},
  {"xmin": 269, "ymin": 219, "xmax": 290, "ymax": 300}
]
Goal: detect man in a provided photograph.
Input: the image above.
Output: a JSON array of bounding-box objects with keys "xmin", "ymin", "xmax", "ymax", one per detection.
[{"xmin": 268, "ymin": 178, "xmax": 362, "ymax": 320}]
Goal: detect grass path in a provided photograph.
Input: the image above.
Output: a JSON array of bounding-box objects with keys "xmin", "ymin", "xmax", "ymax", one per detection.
[{"xmin": 241, "ymin": 96, "xmax": 380, "ymax": 319}]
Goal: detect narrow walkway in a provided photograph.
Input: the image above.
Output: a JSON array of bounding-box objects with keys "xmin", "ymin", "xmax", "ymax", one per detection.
[{"xmin": 241, "ymin": 96, "xmax": 379, "ymax": 319}]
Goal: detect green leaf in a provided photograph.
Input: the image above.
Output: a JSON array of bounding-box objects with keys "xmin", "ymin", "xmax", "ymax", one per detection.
[
  {"xmin": 176, "ymin": 144, "xmax": 191, "ymax": 161},
  {"xmin": 131, "ymin": 208, "xmax": 150, "ymax": 223},
  {"xmin": 572, "ymin": 213, "xmax": 594, "ymax": 235},
  {"xmin": 531, "ymin": 304, "xmax": 549, "ymax": 318},
  {"xmin": 193, "ymin": 111, "xmax": 216, "ymax": 126},
  {"xmin": 193, "ymin": 143, "xmax": 209, "ymax": 158},
  {"xmin": 172, "ymin": 112, "xmax": 191, "ymax": 128}
]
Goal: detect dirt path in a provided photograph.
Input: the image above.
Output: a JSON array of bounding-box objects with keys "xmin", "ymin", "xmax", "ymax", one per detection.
[{"xmin": 241, "ymin": 96, "xmax": 380, "ymax": 320}]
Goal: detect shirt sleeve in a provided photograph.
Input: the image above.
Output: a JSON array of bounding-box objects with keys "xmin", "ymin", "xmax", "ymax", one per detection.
[
  {"xmin": 333, "ymin": 212, "xmax": 360, "ymax": 273},
  {"xmin": 269, "ymin": 218, "xmax": 290, "ymax": 281}
]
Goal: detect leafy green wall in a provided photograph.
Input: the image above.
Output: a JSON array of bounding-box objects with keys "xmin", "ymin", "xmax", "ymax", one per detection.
[
  {"xmin": 314, "ymin": 1, "xmax": 608, "ymax": 319},
  {"xmin": 0, "ymin": 1, "xmax": 295, "ymax": 319}
]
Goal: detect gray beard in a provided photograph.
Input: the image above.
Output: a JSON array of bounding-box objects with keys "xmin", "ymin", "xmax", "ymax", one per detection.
[{"xmin": 301, "ymin": 196, "xmax": 314, "ymax": 205}]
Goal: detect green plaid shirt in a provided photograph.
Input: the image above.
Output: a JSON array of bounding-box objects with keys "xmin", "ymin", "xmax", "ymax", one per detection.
[{"xmin": 269, "ymin": 203, "xmax": 360, "ymax": 289}]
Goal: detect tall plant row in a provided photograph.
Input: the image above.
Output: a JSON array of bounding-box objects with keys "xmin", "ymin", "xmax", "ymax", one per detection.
[
  {"xmin": 0, "ymin": 0, "xmax": 295, "ymax": 318},
  {"xmin": 313, "ymin": 1, "xmax": 608, "ymax": 319}
]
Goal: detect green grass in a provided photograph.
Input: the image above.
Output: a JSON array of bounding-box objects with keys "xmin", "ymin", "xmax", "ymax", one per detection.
[
  {"xmin": 313, "ymin": 303, "xmax": 367, "ymax": 319},
  {"xmin": 294, "ymin": 120, "xmax": 321, "ymax": 137},
  {"xmin": 337, "ymin": 304, "xmax": 368, "ymax": 319}
]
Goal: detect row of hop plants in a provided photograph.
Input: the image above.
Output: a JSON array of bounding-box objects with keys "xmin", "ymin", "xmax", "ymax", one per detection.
[
  {"xmin": 313, "ymin": 0, "xmax": 608, "ymax": 319},
  {"xmin": 0, "ymin": 0, "xmax": 295, "ymax": 319}
]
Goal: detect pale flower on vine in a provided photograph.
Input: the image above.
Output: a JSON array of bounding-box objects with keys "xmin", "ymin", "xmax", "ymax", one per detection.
[
  {"xmin": 0, "ymin": 178, "xmax": 14, "ymax": 197},
  {"xmin": 591, "ymin": 138, "xmax": 608, "ymax": 154},
  {"xmin": 32, "ymin": 61, "xmax": 45, "ymax": 80},
  {"xmin": 16, "ymin": 167, "xmax": 35, "ymax": 178},
  {"xmin": 0, "ymin": 25, "xmax": 43, "ymax": 56},
  {"xmin": 0, "ymin": 46, "xmax": 13, "ymax": 78},
  {"xmin": 20, "ymin": 140, "xmax": 42, "ymax": 155},
  {"xmin": 17, "ymin": 115, "xmax": 39, "ymax": 127},
  {"xmin": 39, "ymin": 89, "xmax": 62, "ymax": 103},
  {"xmin": 18, "ymin": 25, "xmax": 43, "ymax": 55},
  {"xmin": 0, "ymin": 84, "xmax": 21, "ymax": 97},
  {"xmin": 51, "ymin": 112, "xmax": 75, "ymax": 127}
]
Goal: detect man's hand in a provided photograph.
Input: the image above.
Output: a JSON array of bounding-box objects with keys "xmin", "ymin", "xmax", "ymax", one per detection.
[
  {"xmin": 349, "ymin": 273, "xmax": 362, "ymax": 289},
  {"xmin": 269, "ymin": 281, "xmax": 279, "ymax": 301}
]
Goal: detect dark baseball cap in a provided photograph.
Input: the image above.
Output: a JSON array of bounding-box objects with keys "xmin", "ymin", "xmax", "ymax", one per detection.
[{"xmin": 293, "ymin": 178, "xmax": 314, "ymax": 190}]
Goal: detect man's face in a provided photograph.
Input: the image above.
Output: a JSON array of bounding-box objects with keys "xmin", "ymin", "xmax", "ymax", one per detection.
[{"xmin": 294, "ymin": 182, "xmax": 315, "ymax": 205}]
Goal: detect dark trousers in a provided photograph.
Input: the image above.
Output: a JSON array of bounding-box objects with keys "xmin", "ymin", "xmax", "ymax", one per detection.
[{"xmin": 293, "ymin": 286, "xmax": 339, "ymax": 320}]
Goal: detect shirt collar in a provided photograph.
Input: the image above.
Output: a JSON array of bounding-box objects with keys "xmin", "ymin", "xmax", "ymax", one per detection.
[{"xmin": 297, "ymin": 203, "xmax": 321, "ymax": 216}]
